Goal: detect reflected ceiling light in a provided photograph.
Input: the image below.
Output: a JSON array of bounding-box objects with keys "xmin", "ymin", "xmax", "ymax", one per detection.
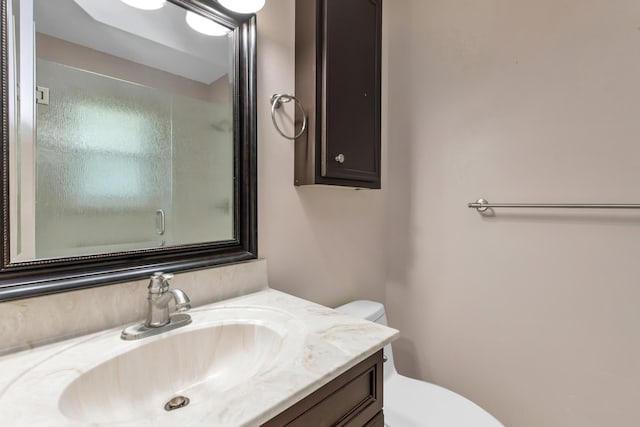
[
  {"xmin": 185, "ymin": 11, "xmax": 230, "ymax": 36},
  {"xmin": 120, "ymin": 0, "xmax": 166, "ymax": 10},
  {"xmin": 218, "ymin": 0, "xmax": 265, "ymax": 14}
]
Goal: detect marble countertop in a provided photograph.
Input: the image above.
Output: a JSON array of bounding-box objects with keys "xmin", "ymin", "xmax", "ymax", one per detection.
[{"xmin": 0, "ymin": 289, "xmax": 398, "ymax": 426}]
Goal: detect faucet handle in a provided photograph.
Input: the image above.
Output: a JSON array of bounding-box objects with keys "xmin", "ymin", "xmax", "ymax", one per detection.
[{"xmin": 148, "ymin": 272, "xmax": 174, "ymax": 294}]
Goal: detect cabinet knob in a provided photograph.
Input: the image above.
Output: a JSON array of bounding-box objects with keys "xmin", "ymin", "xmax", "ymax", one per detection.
[{"xmin": 335, "ymin": 154, "xmax": 345, "ymax": 164}]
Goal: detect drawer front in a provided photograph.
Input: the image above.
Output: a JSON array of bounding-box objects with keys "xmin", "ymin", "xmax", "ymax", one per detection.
[
  {"xmin": 362, "ymin": 411, "xmax": 384, "ymax": 427},
  {"xmin": 288, "ymin": 364, "xmax": 377, "ymax": 426},
  {"xmin": 262, "ymin": 350, "xmax": 383, "ymax": 427}
]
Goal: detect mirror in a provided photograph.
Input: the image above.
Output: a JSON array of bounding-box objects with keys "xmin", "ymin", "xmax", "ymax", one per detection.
[{"xmin": 0, "ymin": 0, "xmax": 257, "ymax": 300}]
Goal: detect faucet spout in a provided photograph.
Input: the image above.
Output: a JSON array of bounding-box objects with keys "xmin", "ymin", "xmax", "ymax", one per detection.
[{"xmin": 170, "ymin": 288, "xmax": 191, "ymax": 312}]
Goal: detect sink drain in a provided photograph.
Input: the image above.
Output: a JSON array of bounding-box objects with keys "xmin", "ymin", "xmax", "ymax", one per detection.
[{"xmin": 164, "ymin": 396, "xmax": 190, "ymax": 412}]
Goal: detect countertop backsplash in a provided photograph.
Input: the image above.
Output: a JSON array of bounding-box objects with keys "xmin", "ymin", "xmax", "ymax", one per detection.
[{"xmin": 0, "ymin": 259, "xmax": 268, "ymax": 355}]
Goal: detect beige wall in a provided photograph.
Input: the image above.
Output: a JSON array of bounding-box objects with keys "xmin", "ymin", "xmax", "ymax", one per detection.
[
  {"xmin": 256, "ymin": 0, "xmax": 387, "ymax": 306},
  {"xmin": 385, "ymin": 1, "xmax": 640, "ymax": 426}
]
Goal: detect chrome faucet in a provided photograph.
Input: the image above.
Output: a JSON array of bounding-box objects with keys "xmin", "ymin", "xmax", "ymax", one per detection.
[
  {"xmin": 121, "ymin": 272, "xmax": 192, "ymax": 340},
  {"xmin": 146, "ymin": 272, "xmax": 191, "ymax": 327}
]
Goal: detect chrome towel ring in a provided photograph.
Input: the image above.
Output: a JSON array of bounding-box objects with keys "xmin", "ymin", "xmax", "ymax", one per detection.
[{"xmin": 270, "ymin": 93, "xmax": 307, "ymax": 140}]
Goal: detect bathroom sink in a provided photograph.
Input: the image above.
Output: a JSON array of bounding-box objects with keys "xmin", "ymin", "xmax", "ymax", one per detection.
[
  {"xmin": 13, "ymin": 306, "xmax": 304, "ymax": 426},
  {"xmin": 0, "ymin": 289, "xmax": 399, "ymax": 427}
]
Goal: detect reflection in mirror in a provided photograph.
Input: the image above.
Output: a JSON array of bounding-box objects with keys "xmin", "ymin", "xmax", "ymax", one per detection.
[{"xmin": 9, "ymin": 0, "xmax": 235, "ymax": 262}]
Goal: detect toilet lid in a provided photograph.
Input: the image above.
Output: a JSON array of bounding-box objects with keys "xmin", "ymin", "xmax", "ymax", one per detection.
[{"xmin": 384, "ymin": 375, "xmax": 504, "ymax": 427}]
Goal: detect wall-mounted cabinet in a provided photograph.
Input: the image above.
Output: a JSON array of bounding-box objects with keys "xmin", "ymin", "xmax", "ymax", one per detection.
[{"xmin": 295, "ymin": 0, "xmax": 382, "ymax": 189}]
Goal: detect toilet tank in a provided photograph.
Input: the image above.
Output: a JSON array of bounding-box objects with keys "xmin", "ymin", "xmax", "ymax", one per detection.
[
  {"xmin": 334, "ymin": 300, "xmax": 386, "ymax": 324},
  {"xmin": 335, "ymin": 300, "xmax": 397, "ymax": 379}
]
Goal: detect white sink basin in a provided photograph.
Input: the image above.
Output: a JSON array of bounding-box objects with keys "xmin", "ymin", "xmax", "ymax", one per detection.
[
  {"xmin": 0, "ymin": 290, "xmax": 398, "ymax": 427},
  {"xmin": 60, "ymin": 309, "xmax": 298, "ymax": 424},
  {"xmin": 2, "ymin": 305, "xmax": 305, "ymax": 426}
]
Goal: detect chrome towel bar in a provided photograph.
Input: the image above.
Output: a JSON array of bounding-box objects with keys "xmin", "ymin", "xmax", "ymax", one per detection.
[{"xmin": 469, "ymin": 198, "xmax": 640, "ymax": 213}]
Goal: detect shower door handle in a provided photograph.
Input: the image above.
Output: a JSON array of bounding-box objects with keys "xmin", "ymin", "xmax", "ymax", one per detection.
[{"xmin": 155, "ymin": 209, "xmax": 166, "ymax": 236}]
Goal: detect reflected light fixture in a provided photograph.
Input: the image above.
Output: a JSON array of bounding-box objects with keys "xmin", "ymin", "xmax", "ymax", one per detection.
[
  {"xmin": 218, "ymin": 0, "xmax": 266, "ymax": 14},
  {"xmin": 120, "ymin": 0, "xmax": 166, "ymax": 10},
  {"xmin": 185, "ymin": 11, "xmax": 230, "ymax": 36}
]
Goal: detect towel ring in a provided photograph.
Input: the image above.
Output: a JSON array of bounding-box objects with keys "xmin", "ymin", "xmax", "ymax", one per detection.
[{"xmin": 270, "ymin": 93, "xmax": 307, "ymax": 140}]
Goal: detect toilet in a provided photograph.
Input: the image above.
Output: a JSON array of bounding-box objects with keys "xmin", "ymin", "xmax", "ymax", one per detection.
[{"xmin": 335, "ymin": 300, "xmax": 504, "ymax": 427}]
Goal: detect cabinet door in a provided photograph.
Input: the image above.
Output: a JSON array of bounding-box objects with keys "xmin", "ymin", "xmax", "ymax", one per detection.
[{"xmin": 321, "ymin": 0, "xmax": 381, "ymax": 185}]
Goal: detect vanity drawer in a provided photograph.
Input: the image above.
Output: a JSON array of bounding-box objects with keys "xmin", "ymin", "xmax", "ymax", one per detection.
[
  {"xmin": 262, "ymin": 350, "xmax": 383, "ymax": 426},
  {"xmin": 362, "ymin": 411, "xmax": 384, "ymax": 427}
]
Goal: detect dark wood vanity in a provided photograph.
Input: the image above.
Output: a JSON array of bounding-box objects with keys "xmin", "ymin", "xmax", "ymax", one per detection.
[
  {"xmin": 295, "ymin": 0, "xmax": 382, "ymax": 189},
  {"xmin": 262, "ymin": 350, "xmax": 384, "ymax": 426}
]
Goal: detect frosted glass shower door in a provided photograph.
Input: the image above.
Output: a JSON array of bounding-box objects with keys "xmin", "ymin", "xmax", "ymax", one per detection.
[
  {"xmin": 171, "ymin": 94, "xmax": 234, "ymax": 246},
  {"xmin": 35, "ymin": 60, "xmax": 173, "ymax": 259}
]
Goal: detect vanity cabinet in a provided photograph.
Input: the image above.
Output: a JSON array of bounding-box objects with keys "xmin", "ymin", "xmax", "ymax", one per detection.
[
  {"xmin": 262, "ymin": 350, "xmax": 384, "ymax": 426},
  {"xmin": 294, "ymin": 0, "xmax": 382, "ymax": 189}
]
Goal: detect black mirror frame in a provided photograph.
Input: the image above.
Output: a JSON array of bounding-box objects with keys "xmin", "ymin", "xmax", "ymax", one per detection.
[{"xmin": 0, "ymin": 0, "xmax": 258, "ymax": 301}]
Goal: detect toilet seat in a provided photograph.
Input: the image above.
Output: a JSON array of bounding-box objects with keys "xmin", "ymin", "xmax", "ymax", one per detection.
[{"xmin": 384, "ymin": 374, "xmax": 503, "ymax": 427}]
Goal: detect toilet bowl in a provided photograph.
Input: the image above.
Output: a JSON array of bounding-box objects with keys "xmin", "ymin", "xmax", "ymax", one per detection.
[{"xmin": 335, "ymin": 300, "xmax": 504, "ymax": 427}]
